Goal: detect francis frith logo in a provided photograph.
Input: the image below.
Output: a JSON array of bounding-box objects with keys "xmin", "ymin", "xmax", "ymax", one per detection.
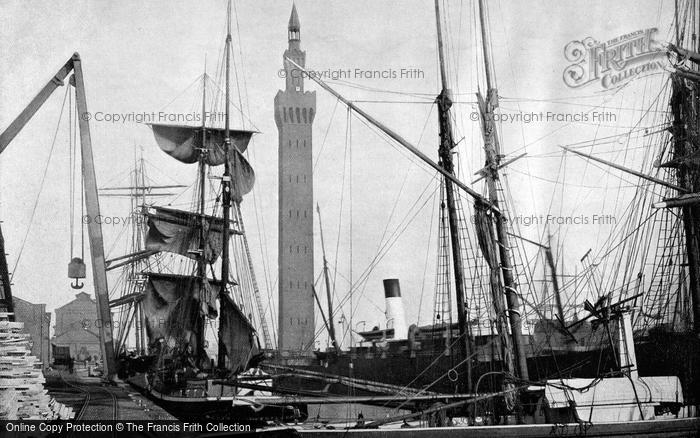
[{"xmin": 563, "ymin": 28, "xmax": 665, "ymax": 89}]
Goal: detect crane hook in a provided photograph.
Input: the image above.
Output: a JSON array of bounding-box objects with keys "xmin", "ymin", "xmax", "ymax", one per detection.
[{"xmin": 71, "ymin": 278, "xmax": 84, "ymax": 289}]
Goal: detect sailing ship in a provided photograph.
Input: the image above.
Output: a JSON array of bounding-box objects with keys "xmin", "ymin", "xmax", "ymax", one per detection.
[{"xmin": 104, "ymin": 2, "xmax": 295, "ymax": 423}]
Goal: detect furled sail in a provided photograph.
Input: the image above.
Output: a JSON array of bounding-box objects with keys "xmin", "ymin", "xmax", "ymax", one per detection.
[
  {"xmin": 219, "ymin": 294, "xmax": 258, "ymax": 374},
  {"xmin": 149, "ymin": 124, "xmax": 256, "ymax": 201},
  {"xmin": 141, "ymin": 273, "xmax": 220, "ymax": 359},
  {"xmin": 473, "ymin": 199, "xmax": 498, "ymax": 269},
  {"xmin": 145, "ymin": 206, "xmax": 237, "ymax": 263}
]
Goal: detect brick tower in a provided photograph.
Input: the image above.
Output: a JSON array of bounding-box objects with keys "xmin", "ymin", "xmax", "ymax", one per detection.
[{"xmin": 274, "ymin": 4, "xmax": 316, "ymax": 353}]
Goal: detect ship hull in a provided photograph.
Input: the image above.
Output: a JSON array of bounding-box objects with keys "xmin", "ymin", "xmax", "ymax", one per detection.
[
  {"xmin": 267, "ymin": 332, "xmax": 700, "ymax": 402},
  {"xmin": 126, "ymin": 372, "xmax": 305, "ymax": 424},
  {"xmin": 295, "ymin": 417, "xmax": 700, "ymax": 437}
]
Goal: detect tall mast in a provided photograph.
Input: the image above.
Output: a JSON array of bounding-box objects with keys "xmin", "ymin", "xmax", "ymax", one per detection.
[
  {"xmin": 218, "ymin": 0, "xmax": 233, "ymax": 369},
  {"xmin": 545, "ymin": 235, "xmax": 565, "ymax": 322},
  {"xmin": 317, "ymin": 204, "xmax": 339, "ymax": 351},
  {"xmin": 434, "ymin": 0, "xmax": 472, "ymax": 393},
  {"xmin": 476, "ymin": 0, "xmax": 530, "ymax": 382},
  {"xmin": 198, "ymin": 61, "xmax": 208, "ymax": 363},
  {"xmin": 670, "ymin": 78, "xmax": 700, "ymax": 336}
]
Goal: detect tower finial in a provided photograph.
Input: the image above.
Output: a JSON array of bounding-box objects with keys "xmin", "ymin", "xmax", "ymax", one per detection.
[{"xmin": 288, "ymin": 3, "xmax": 300, "ymax": 40}]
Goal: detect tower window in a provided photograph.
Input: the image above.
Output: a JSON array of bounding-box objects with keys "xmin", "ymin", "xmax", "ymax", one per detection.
[
  {"xmin": 289, "ymin": 210, "xmax": 292, "ymax": 218},
  {"xmin": 309, "ymin": 108, "xmax": 314, "ymax": 122},
  {"xmin": 296, "ymin": 139, "xmax": 299, "ymax": 148},
  {"xmin": 289, "ymin": 107, "xmax": 294, "ymax": 123},
  {"xmin": 303, "ymin": 139, "xmax": 306, "ymax": 148},
  {"xmin": 288, "ymin": 140, "xmax": 291, "ymax": 149},
  {"xmin": 283, "ymin": 108, "xmax": 287, "ymax": 123},
  {"xmin": 303, "ymin": 174, "xmax": 307, "ymax": 183},
  {"xmin": 296, "ymin": 107, "xmax": 301, "ymax": 124},
  {"xmin": 302, "ymin": 108, "xmax": 307, "ymax": 123},
  {"xmin": 296, "ymin": 175, "xmax": 299, "ymax": 183}
]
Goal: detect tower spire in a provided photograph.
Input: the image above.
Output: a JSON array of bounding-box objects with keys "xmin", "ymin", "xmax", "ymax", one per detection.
[{"xmin": 288, "ymin": 3, "xmax": 300, "ymax": 42}]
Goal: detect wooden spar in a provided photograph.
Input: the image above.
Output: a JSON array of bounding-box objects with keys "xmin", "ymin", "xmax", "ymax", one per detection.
[
  {"xmin": 99, "ymin": 193, "xmax": 175, "ymax": 197},
  {"xmin": 311, "ymin": 285, "xmax": 333, "ymax": 346},
  {"xmin": 283, "ymin": 56, "xmax": 495, "ymax": 212},
  {"xmin": 434, "ymin": 0, "xmax": 472, "ymax": 393},
  {"xmin": 0, "ymin": 58, "xmax": 74, "ymax": 153},
  {"xmin": 656, "ymin": 149, "xmax": 700, "ymax": 168},
  {"xmin": 105, "ymin": 248, "xmax": 157, "ymax": 266},
  {"xmin": 263, "ymin": 363, "xmax": 439, "ymax": 396},
  {"xmin": 669, "ymin": 43, "xmax": 700, "ymax": 64},
  {"xmin": 507, "ymin": 231, "xmax": 549, "ymax": 250},
  {"xmin": 544, "ymin": 235, "xmax": 565, "ymax": 322},
  {"xmin": 472, "ymin": 152, "xmax": 527, "ymax": 184},
  {"xmin": 219, "ymin": 0, "xmax": 233, "ymax": 369},
  {"xmin": 476, "ymin": 0, "xmax": 529, "ymax": 383},
  {"xmin": 236, "ymin": 392, "xmax": 475, "ymax": 406},
  {"xmin": 116, "ymin": 302, "xmax": 135, "ymax": 354},
  {"xmin": 73, "ymin": 53, "xmax": 117, "ymax": 379},
  {"xmin": 675, "ymin": 67, "xmax": 700, "ymax": 84},
  {"xmin": 560, "ymin": 146, "xmax": 690, "ymax": 193},
  {"xmin": 99, "ymin": 184, "xmax": 187, "ymax": 190},
  {"xmin": 653, "ymin": 193, "xmax": 700, "ymax": 208},
  {"xmin": 109, "ymin": 291, "xmax": 143, "ymax": 308},
  {"xmin": 105, "ymin": 250, "xmax": 158, "ymax": 272},
  {"xmin": 317, "ymin": 204, "xmax": 339, "ymax": 350}
]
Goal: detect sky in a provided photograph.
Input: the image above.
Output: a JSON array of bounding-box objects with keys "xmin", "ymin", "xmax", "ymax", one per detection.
[{"xmin": 0, "ymin": 1, "xmax": 678, "ymax": 347}]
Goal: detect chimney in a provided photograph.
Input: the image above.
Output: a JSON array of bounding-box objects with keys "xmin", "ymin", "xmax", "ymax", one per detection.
[{"xmin": 383, "ymin": 279, "xmax": 408, "ymax": 339}]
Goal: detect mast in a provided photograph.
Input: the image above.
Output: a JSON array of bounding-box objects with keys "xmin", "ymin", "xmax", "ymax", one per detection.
[
  {"xmin": 198, "ymin": 62, "xmax": 208, "ymax": 364},
  {"xmin": 434, "ymin": 0, "xmax": 472, "ymax": 393},
  {"xmin": 317, "ymin": 204, "xmax": 339, "ymax": 350},
  {"xmin": 218, "ymin": 0, "xmax": 233, "ymax": 369},
  {"xmin": 671, "ymin": 79, "xmax": 700, "ymax": 337},
  {"xmin": 668, "ymin": 1, "xmax": 700, "ymax": 336},
  {"xmin": 476, "ymin": 0, "xmax": 530, "ymax": 382},
  {"xmin": 545, "ymin": 235, "xmax": 565, "ymax": 322}
]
